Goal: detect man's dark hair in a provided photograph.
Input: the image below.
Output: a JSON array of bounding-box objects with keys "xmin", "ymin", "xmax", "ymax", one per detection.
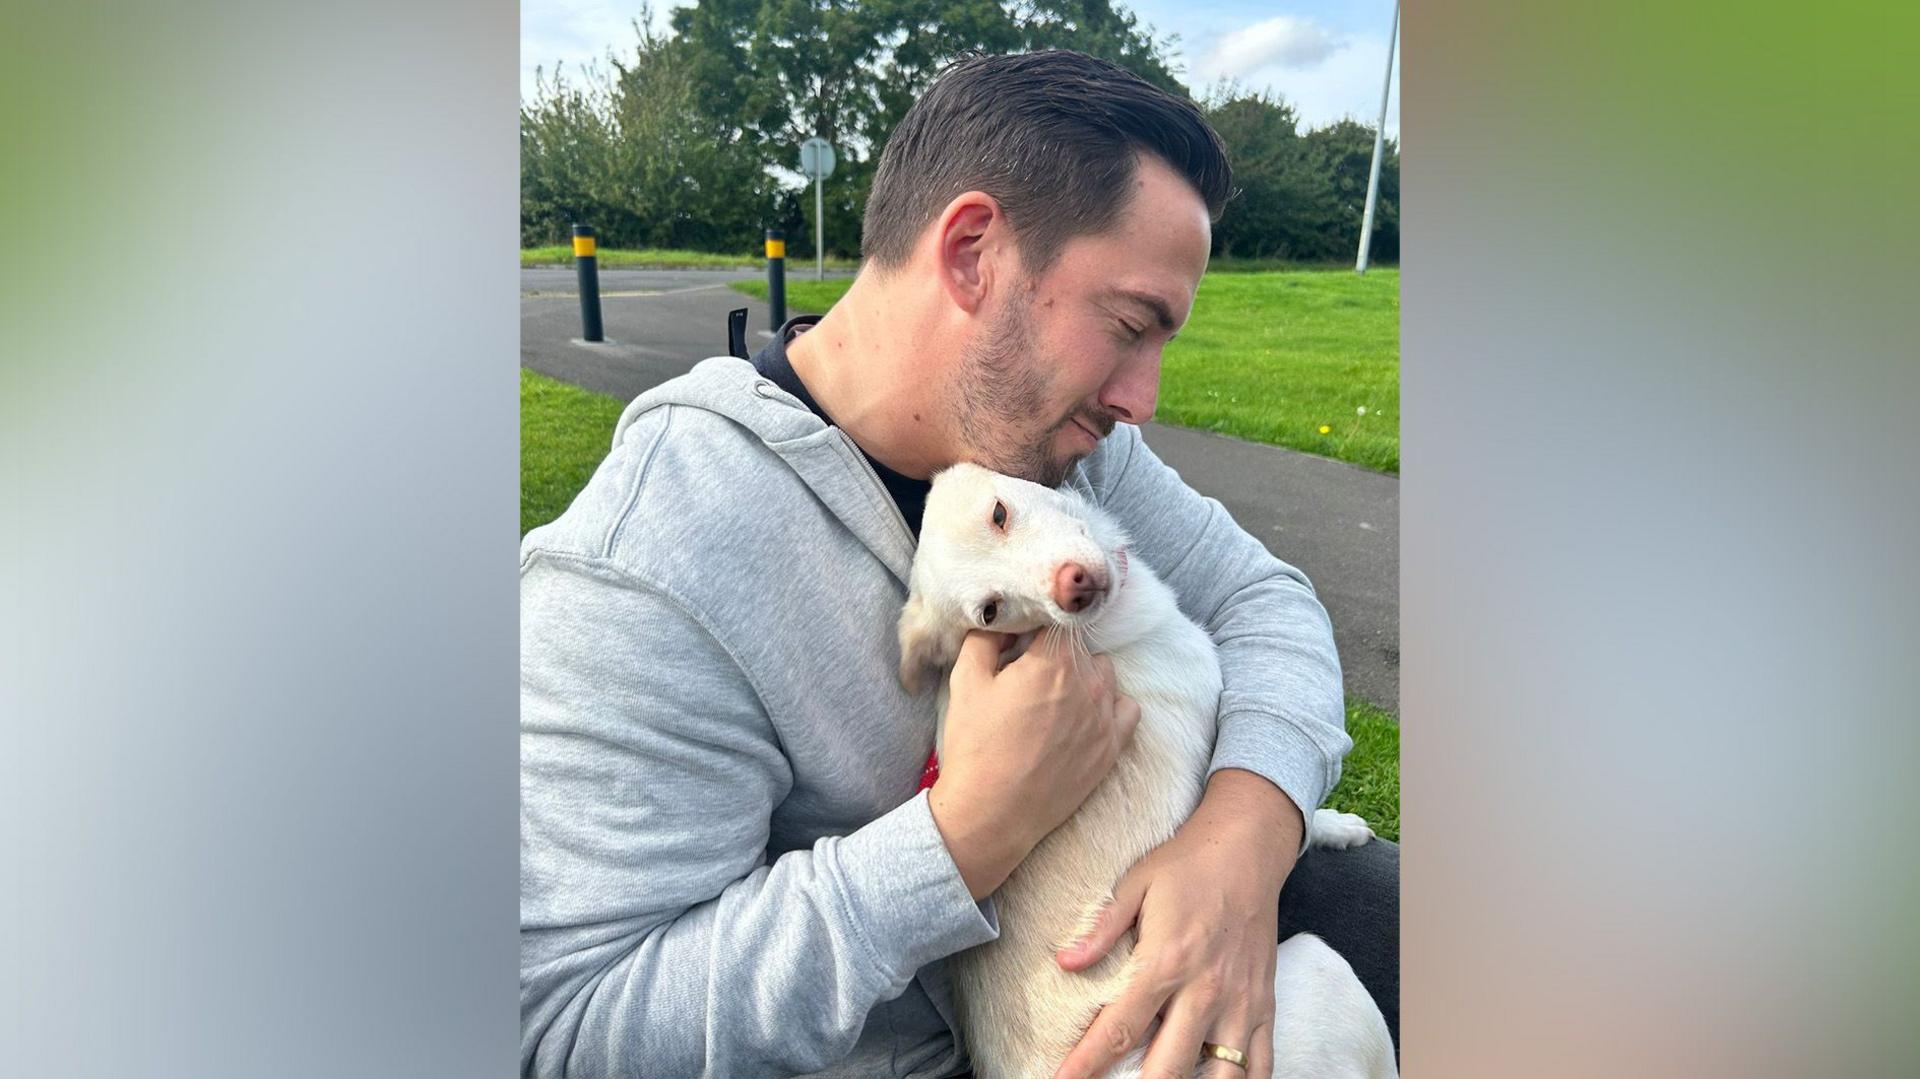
[{"xmin": 861, "ymin": 50, "xmax": 1232, "ymax": 274}]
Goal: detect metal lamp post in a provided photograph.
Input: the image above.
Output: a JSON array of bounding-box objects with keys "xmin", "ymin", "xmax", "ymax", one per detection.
[
  {"xmin": 1356, "ymin": 1, "xmax": 1400, "ymax": 275},
  {"xmin": 799, "ymin": 137, "xmax": 836, "ymax": 281}
]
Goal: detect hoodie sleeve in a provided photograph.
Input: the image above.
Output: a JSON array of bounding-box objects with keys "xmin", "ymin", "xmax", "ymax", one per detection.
[
  {"xmin": 519, "ymin": 551, "xmax": 997, "ymax": 1078},
  {"xmin": 1084, "ymin": 425, "xmax": 1352, "ymax": 844}
]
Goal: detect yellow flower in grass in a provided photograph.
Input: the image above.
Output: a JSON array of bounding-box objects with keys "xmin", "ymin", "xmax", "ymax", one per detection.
[{"xmin": 1318, "ymin": 424, "xmax": 1331, "ymax": 435}]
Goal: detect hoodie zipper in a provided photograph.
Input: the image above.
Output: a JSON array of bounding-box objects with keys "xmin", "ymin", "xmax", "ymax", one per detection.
[
  {"xmin": 836, "ymin": 430, "xmax": 918, "ymax": 554},
  {"xmin": 753, "ymin": 377, "xmax": 918, "ymax": 555}
]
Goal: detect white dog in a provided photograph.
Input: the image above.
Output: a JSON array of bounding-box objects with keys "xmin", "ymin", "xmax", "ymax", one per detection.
[{"xmin": 898, "ymin": 463, "xmax": 1395, "ymax": 1079}]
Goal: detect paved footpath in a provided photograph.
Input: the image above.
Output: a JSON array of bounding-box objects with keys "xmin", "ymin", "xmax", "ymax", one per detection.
[{"xmin": 522, "ymin": 268, "xmax": 1399, "ymax": 712}]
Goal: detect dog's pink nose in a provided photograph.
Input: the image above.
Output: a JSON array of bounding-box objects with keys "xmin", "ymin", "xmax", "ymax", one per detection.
[{"xmin": 1052, "ymin": 561, "xmax": 1106, "ymax": 613}]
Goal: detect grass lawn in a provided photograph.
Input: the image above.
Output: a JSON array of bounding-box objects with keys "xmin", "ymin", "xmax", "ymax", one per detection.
[
  {"xmin": 1327, "ymin": 700, "xmax": 1399, "ymax": 842},
  {"xmin": 521, "ymin": 369, "xmax": 627, "ymax": 536},
  {"xmin": 730, "ymin": 277, "xmax": 854, "ymax": 312},
  {"xmin": 730, "ymin": 269, "xmax": 1399, "ymax": 473},
  {"xmin": 521, "ymin": 368, "xmax": 1399, "ymax": 829},
  {"xmin": 1205, "ymin": 256, "xmax": 1388, "ymax": 273},
  {"xmin": 523, "ymin": 246, "xmax": 860, "ymax": 271}
]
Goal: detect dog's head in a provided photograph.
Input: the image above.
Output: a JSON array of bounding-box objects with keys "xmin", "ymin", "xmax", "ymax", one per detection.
[{"xmin": 896, "ymin": 462, "xmax": 1130, "ymax": 694}]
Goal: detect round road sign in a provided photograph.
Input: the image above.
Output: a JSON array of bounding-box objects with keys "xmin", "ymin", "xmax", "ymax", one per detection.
[{"xmin": 799, "ymin": 137, "xmax": 836, "ymax": 180}]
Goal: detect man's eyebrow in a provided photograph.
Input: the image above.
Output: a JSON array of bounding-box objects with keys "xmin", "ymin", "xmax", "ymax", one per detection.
[{"xmin": 1102, "ymin": 288, "xmax": 1180, "ymax": 336}]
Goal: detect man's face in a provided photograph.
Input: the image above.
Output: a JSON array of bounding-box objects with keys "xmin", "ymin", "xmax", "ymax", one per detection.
[{"xmin": 948, "ymin": 155, "xmax": 1212, "ymax": 486}]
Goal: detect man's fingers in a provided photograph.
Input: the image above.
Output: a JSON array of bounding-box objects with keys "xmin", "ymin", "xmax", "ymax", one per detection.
[
  {"xmin": 1059, "ymin": 990, "xmax": 1159, "ymax": 1075},
  {"xmin": 1242, "ymin": 1019, "xmax": 1274, "ymax": 1079},
  {"xmin": 1059, "ymin": 856, "xmax": 1152, "ymax": 969},
  {"xmin": 1023, "ymin": 623, "xmax": 1068, "ymax": 659},
  {"xmin": 1009, "ymin": 630, "xmax": 1118, "ymax": 697},
  {"xmin": 1052, "ymin": 980, "xmax": 1168, "ymax": 1079},
  {"xmin": 1189, "ymin": 1000, "xmax": 1262, "ymax": 1079},
  {"xmin": 1112, "ymin": 694, "xmax": 1141, "ymax": 746},
  {"xmin": 1139, "ymin": 991, "xmax": 1215, "ymax": 1079},
  {"xmin": 1056, "ymin": 872, "xmax": 1147, "ymax": 971},
  {"xmin": 1087, "ymin": 651, "xmax": 1117, "ymax": 696},
  {"xmin": 953, "ymin": 630, "xmax": 1006, "ymax": 680}
]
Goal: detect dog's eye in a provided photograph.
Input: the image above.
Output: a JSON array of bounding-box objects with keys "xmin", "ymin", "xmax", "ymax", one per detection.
[
  {"xmin": 991, "ymin": 500, "xmax": 1008, "ymax": 530},
  {"xmin": 980, "ymin": 601, "xmax": 998, "ymax": 625}
]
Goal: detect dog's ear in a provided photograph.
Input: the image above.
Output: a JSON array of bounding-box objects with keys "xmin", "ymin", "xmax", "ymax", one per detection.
[{"xmin": 897, "ymin": 593, "xmax": 962, "ymax": 695}]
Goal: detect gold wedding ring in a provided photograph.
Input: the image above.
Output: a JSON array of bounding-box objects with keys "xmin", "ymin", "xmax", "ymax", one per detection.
[{"xmin": 1200, "ymin": 1042, "xmax": 1249, "ymax": 1069}]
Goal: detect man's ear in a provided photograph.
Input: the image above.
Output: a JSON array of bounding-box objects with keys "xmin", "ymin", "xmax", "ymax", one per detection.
[
  {"xmin": 897, "ymin": 593, "xmax": 963, "ymax": 695},
  {"xmin": 932, "ymin": 192, "xmax": 1002, "ymax": 316}
]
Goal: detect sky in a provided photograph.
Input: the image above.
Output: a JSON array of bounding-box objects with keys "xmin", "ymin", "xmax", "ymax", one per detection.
[{"xmin": 520, "ymin": 0, "xmax": 1400, "ymax": 139}]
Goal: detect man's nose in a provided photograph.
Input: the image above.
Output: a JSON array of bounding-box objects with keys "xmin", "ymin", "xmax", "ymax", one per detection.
[{"xmin": 1098, "ymin": 352, "xmax": 1160, "ymax": 425}]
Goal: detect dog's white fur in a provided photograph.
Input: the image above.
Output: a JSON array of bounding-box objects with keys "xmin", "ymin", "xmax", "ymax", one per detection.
[{"xmin": 898, "ymin": 463, "xmax": 1395, "ymax": 1079}]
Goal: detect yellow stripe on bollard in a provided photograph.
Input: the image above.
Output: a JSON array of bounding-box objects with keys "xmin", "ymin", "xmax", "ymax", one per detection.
[
  {"xmin": 765, "ymin": 239, "xmax": 786, "ymax": 259},
  {"xmin": 572, "ymin": 235, "xmax": 597, "ymax": 257}
]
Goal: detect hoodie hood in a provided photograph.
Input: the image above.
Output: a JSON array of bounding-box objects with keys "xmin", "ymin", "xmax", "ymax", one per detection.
[{"xmin": 614, "ymin": 356, "xmax": 919, "ymax": 586}]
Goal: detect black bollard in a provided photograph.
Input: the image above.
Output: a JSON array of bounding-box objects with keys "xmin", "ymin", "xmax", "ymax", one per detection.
[
  {"xmin": 573, "ymin": 224, "xmax": 603, "ymax": 342},
  {"xmin": 765, "ymin": 228, "xmax": 786, "ymax": 333}
]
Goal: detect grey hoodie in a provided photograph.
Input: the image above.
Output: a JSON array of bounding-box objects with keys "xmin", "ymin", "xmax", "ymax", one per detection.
[{"xmin": 519, "ymin": 357, "xmax": 1350, "ymax": 1077}]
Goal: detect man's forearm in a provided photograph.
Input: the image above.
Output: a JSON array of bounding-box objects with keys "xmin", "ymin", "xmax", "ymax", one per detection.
[
  {"xmin": 1085, "ymin": 426, "xmax": 1350, "ymax": 829},
  {"xmin": 1191, "ymin": 767, "xmax": 1304, "ymax": 888},
  {"xmin": 521, "ymin": 557, "xmax": 999, "ymax": 1076},
  {"xmin": 1203, "ymin": 569, "xmax": 1349, "ymax": 820},
  {"xmin": 523, "ymin": 791, "xmax": 997, "ymax": 1077},
  {"xmin": 928, "ymin": 782, "xmax": 1031, "ymax": 900}
]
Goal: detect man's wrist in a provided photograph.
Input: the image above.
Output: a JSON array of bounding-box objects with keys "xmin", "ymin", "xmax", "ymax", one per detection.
[
  {"xmin": 927, "ymin": 785, "xmax": 1030, "ymax": 900},
  {"xmin": 1193, "ymin": 768, "xmax": 1304, "ymax": 884}
]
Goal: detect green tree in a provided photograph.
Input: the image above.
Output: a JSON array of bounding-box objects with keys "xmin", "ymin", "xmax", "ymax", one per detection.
[
  {"xmin": 1197, "ymin": 84, "xmax": 1400, "ymax": 263},
  {"xmin": 666, "ymin": 0, "xmax": 1183, "ymax": 259},
  {"xmin": 1009, "ymin": 0, "xmax": 1183, "ymax": 93},
  {"xmin": 668, "ymin": 0, "xmax": 888, "ymax": 259},
  {"xmin": 1302, "ymin": 118, "xmax": 1399, "ymax": 262},
  {"xmin": 520, "ymin": 2, "xmax": 1399, "ymax": 264},
  {"xmin": 1205, "ymin": 88, "xmax": 1336, "ymax": 259},
  {"xmin": 608, "ymin": 14, "xmax": 783, "ymax": 251},
  {"xmin": 520, "ymin": 9, "xmax": 787, "ymax": 252},
  {"xmin": 520, "ymin": 61, "xmax": 627, "ymax": 247}
]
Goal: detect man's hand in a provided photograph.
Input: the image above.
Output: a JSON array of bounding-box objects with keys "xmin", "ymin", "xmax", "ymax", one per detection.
[
  {"xmin": 929, "ymin": 629, "xmax": 1141, "ymax": 901},
  {"xmin": 1052, "ymin": 769, "xmax": 1304, "ymax": 1079}
]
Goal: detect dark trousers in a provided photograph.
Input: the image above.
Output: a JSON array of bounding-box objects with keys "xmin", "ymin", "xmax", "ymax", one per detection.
[{"xmin": 1276, "ymin": 836, "xmax": 1400, "ymax": 1052}]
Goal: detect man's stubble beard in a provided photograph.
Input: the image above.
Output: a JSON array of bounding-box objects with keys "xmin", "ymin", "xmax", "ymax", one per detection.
[{"xmin": 951, "ymin": 296, "xmax": 1114, "ymax": 487}]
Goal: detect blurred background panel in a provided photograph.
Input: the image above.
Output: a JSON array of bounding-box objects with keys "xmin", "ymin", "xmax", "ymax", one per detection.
[
  {"xmin": 5, "ymin": 0, "xmax": 1917, "ymax": 1075},
  {"xmin": 1403, "ymin": 2, "xmax": 1920, "ymax": 1075},
  {"xmin": 1, "ymin": 1, "xmax": 519, "ymax": 1075}
]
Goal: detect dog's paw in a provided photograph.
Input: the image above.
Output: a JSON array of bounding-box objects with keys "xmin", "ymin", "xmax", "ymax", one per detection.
[{"xmin": 1310, "ymin": 809, "xmax": 1375, "ymax": 850}]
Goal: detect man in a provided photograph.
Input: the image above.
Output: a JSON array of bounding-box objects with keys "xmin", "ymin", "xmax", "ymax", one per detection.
[{"xmin": 521, "ymin": 50, "xmax": 1397, "ymax": 1078}]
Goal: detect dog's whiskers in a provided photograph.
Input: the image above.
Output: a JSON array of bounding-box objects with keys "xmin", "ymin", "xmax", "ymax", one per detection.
[{"xmin": 1062, "ymin": 618, "xmax": 1093, "ymax": 683}]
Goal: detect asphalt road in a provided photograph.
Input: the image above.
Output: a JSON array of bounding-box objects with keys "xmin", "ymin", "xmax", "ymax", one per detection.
[{"xmin": 522, "ymin": 268, "xmax": 1400, "ymax": 712}]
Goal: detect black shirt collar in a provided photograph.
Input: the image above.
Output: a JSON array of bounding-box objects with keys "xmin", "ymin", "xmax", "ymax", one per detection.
[{"xmin": 751, "ymin": 316, "xmax": 931, "ymax": 538}]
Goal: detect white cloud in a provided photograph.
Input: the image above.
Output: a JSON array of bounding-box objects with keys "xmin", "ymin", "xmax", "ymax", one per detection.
[
  {"xmin": 1190, "ymin": 15, "xmax": 1399, "ymax": 139},
  {"xmin": 1204, "ymin": 15, "xmax": 1343, "ymax": 77}
]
